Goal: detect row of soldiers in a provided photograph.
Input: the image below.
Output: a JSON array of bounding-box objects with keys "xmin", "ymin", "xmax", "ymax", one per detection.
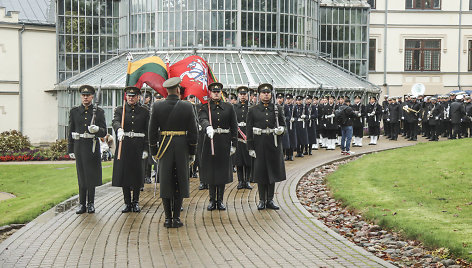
[
  {"xmin": 68, "ymin": 80, "xmax": 286, "ymax": 228},
  {"xmin": 381, "ymin": 93, "xmax": 472, "ymax": 141}
]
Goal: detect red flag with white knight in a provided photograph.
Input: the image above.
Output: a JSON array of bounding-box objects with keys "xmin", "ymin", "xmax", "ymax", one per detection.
[{"xmin": 168, "ymin": 55, "xmax": 218, "ymax": 104}]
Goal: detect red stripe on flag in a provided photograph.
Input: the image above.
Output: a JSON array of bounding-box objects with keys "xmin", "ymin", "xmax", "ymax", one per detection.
[{"xmin": 133, "ymin": 72, "xmax": 168, "ymax": 97}]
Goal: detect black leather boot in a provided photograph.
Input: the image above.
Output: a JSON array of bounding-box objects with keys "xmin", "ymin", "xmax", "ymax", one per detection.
[
  {"xmin": 257, "ymin": 200, "xmax": 266, "ymax": 210},
  {"xmin": 207, "ymin": 185, "xmax": 217, "ymax": 211},
  {"xmin": 76, "ymin": 204, "xmax": 86, "ymax": 214},
  {"xmin": 266, "ymin": 200, "xmax": 280, "ymax": 210},
  {"xmin": 237, "ymin": 181, "xmax": 244, "ymax": 189},
  {"xmin": 121, "ymin": 204, "xmax": 132, "ymax": 213},
  {"xmin": 257, "ymin": 183, "xmax": 267, "ymax": 210},
  {"xmin": 216, "ymin": 185, "xmax": 226, "ymax": 210},
  {"xmin": 162, "ymin": 198, "xmax": 172, "ymax": 228},
  {"xmin": 172, "ymin": 197, "xmax": 183, "ymax": 228},
  {"xmin": 266, "ymin": 183, "xmax": 280, "ymax": 210},
  {"xmin": 199, "ymin": 182, "xmax": 208, "ymax": 190},
  {"xmin": 237, "ymin": 166, "xmax": 244, "ymax": 189},
  {"xmin": 87, "ymin": 203, "xmax": 95, "ymax": 213},
  {"xmin": 132, "ymin": 188, "xmax": 141, "ymax": 212}
]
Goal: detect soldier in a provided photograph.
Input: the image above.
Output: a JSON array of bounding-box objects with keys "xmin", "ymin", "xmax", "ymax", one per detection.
[
  {"xmin": 68, "ymin": 85, "xmax": 107, "ymax": 214},
  {"xmin": 388, "ymin": 97, "xmax": 402, "ymax": 141},
  {"xmin": 405, "ymin": 96, "xmax": 421, "ymax": 141},
  {"xmin": 294, "ymin": 96, "xmax": 308, "ymax": 157},
  {"xmin": 450, "ymin": 95, "xmax": 466, "ymax": 139},
  {"xmin": 246, "ymin": 83, "xmax": 286, "ymax": 210},
  {"xmin": 382, "ymin": 95, "xmax": 390, "ymax": 139},
  {"xmin": 366, "ymin": 96, "xmax": 382, "ymax": 145},
  {"xmin": 312, "ymin": 96, "xmax": 321, "ymax": 150},
  {"xmin": 233, "ymin": 86, "xmax": 253, "ymax": 190},
  {"xmin": 148, "ymin": 77, "xmax": 198, "ymax": 228},
  {"xmin": 321, "ymin": 95, "xmax": 337, "ymax": 150},
  {"xmin": 351, "ymin": 95, "xmax": 365, "ymax": 147},
  {"xmin": 305, "ymin": 95, "xmax": 317, "ymax": 155},
  {"xmin": 428, "ymin": 97, "xmax": 442, "ymax": 141},
  {"xmin": 276, "ymin": 93, "xmax": 284, "ymax": 106},
  {"xmin": 141, "ymin": 91, "xmax": 153, "ymax": 184},
  {"xmin": 464, "ymin": 95, "xmax": 472, "ymax": 137},
  {"xmin": 112, "ymin": 86, "xmax": 150, "ymax": 213},
  {"xmin": 199, "ymin": 82, "xmax": 238, "ymax": 211},
  {"xmin": 283, "ymin": 94, "xmax": 297, "ymax": 160},
  {"xmin": 229, "ymin": 93, "xmax": 238, "ymax": 104}
]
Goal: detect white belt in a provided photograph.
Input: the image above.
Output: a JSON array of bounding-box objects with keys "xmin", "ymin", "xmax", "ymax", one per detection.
[
  {"xmin": 124, "ymin": 132, "xmax": 145, "ymax": 138},
  {"xmin": 214, "ymin": 128, "xmax": 230, "ymax": 134},
  {"xmin": 72, "ymin": 132, "xmax": 95, "ymax": 140},
  {"xmin": 297, "ymin": 118, "xmax": 305, "ymax": 122},
  {"xmin": 238, "ymin": 138, "xmax": 247, "ymax": 143},
  {"xmin": 253, "ymin": 127, "xmax": 275, "ymax": 135},
  {"xmin": 238, "ymin": 122, "xmax": 246, "ymax": 127}
]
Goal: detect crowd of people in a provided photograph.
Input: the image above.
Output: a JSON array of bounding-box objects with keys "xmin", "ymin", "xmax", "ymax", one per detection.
[{"xmin": 67, "ymin": 81, "xmax": 472, "ymax": 228}]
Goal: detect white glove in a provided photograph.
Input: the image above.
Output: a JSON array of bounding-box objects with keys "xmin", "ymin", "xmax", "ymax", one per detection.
[
  {"xmin": 418, "ymin": 118, "xmax": 422, "ymax": 122},
  {"xmin": 301, "ymin": 115, "xmax": 307, "ymax": 119},
  {"xmin": 253, "ymin": 128, "xmax": 262, "ymax": 135},
  {"xmin": 357, "ymin": 112, "xmax": 361, "ymax": 117},
  {"xmin": 206, "ymin": 126, "xmax": 214, "ymax": 139},
  {"xmin": 328, "ymin": 114, "xmax": 335, "ymax": 119},
  {"xmin": 387, "ymin": 118, "xmax": 390, "ymax": 122},
  {"xmin": 230, "ymin": 146, "xmax": 236, "ymax": 155},
  {"xmin": 274, "ymin": 126, "xmax": 284, "ymax": 135},
  {"xmin": 71, "ymin": 132, "xmax": 80, "ymax": 140},
  {"xmin": 189, "ymin": 155, "xmax": 196, "ymax": 165},
  {"xmin": 88, "ymin": 125, "xmax": 99, "ymax": 134},
  {"xmin": 142, "ymin": 151, "xmax": 148, "ymax": 159},
  {"xmin": 290, "ymin": 118, "xmax": 295, "ymax": 122},
  {"xmin": 117, "ymin": 128, "xmax": 124, "ymax": 141},
  {"xmin": 435, "ymin": 116, "xmax": 439, "ymax": 120},
  {"xmin": 401, "ymin": 116, "xmax": 405, "ymax": 120},
  {"xmin": 69, "ymin": 153, "xmax": 75, "ymax": 159},
  {"xmin": 249, "ymin": 150, "xmax": 256, "ymax": 158}
]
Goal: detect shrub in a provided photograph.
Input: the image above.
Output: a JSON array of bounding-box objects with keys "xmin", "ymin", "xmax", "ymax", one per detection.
[{"xmin": 0, "ymin": 130, "xmax": 32, "ymax": 153}]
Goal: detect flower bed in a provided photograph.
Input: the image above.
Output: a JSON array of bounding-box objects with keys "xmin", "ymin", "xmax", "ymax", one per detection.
[{"xmin": 0, "ymin": 149, "xmax": 70, "ymax": 162}]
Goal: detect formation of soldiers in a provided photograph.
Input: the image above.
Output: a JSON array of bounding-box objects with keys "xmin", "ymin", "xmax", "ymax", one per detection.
[{"xmin": 68, "ymin": 82, "xmax": 471, "ymax": 228}]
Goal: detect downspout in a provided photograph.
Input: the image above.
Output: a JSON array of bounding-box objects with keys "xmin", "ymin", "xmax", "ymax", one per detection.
[
  {"xmin": 383, "ymin": 0, "xmax": 389, "ymax": 96},
  {"xmin": 458, "ymin": 0, "xmax": 463, "ymax": 90},
  {"xmin": 19, "ymin": 24, "xmax": 25, "ymax": 132}
]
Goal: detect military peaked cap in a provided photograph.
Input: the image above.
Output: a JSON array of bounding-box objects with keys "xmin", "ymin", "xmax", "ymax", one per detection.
[
  {"xmin": 209, "ymin": 82, "xmax": 223, "ymax": 92},
  {"xmin": 79, "ymin": 85, "xmax": 95, "ymax": 95},
  {"xmin": 124, "ymin": 86, "xmax": 141, "ymax": 96},
  {"xmin": 163, "ymin": 77, "xmax": 181, "ymax": 89},
  {"xmin": 258, "ymin": 83, "xmax": 273, "ymax": 93}
]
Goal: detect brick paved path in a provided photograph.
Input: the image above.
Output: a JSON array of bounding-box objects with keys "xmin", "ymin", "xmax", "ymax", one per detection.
[{"xmin": 0, "ymin": 138, "xmax": 417, "ymax": 267}]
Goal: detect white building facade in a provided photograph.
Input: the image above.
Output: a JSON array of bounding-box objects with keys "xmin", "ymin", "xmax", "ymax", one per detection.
[
  {"xmin": 368, "ymin": 0, "xmax": 472, "ymax": 96},
  {"xmin": 0, "ymin": 4, "xmax": 57, "ymax": 144}
]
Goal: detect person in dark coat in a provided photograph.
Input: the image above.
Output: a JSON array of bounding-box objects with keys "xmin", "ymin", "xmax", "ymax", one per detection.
[
  {"xmin": 233, "ymin": 86, "xmax": 253, "ymax": 190},
  {"xmin": 195, "ymin": 102, "xmax": 208, "ymax": 190},
  {"xmin": 428, "ymin": 97, "xmax": 442, "ymax": 141},
  {"xmin": 199, "ymin": 82, "xmax": 238, "ymax": 211},
  {"xmin": 465, "ymin": 96, "xmax": 472, "ymax": 137},
  {"xmin": 366, "ymin": 96, "xmax": 382, "ymax": 145},
  {"xmin": 351, "ymin": 95, "xmax": 365, "ymax": 146},
  {"xmin": 337, "ymin": 98, "xmax": 356, "ymax": 155},
  {"xmin": 388, "ymin": 97, "xmax": 402, "ymax": 140},
  {"xmin": 304, "ymin": 95, "xmax": 317, "ymax": 155},
  {"xmin": 112, "ymin": 86, "xmax": 150, "ymax": 213},
  {"xmin": 450, "ymin": 96, "xmax": 466, "ymax": 139},
  {"xmin": 68, "ymin": 85, "xmax": 107, "ymax": 214},
  {"xmin": 294, "ymin": 96, "xmax": 308, "ymax": 157},
  {"xmin": 246, "ymin": 83, "xmax": 286, "ymax": 210},
  {"xmin": 283, "ymin": 94, "xmax": 297, "ymax": 161},
  {"xmin": 405, "ymin": 96, "xmax": 421, "ymax": 141},
  {"xmin": 382, "ymin": 96, "xmax": 390, "ymax": 139},
  {"xmin": 322, "ymin": 95, "xmax": 337, "ymax": 150},
  {"xmin": 149, "ymin": 77, "xmax": 198, "ymax": 228}
]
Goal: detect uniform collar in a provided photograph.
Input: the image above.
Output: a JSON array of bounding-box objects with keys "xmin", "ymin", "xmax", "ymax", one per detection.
[
  {"xmin": 211, "ymin": 99, "xmax": 224, "ymax": 110},
  {"xmin": 79, "ymin": 104, "xmax": 92, "ymax": 113}
]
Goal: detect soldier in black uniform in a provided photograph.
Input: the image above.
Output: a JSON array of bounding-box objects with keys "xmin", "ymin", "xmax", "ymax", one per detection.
[
  {"xmin": 351, "ymin": 95, "xmax": 365, "ymax": 147},
  {"xmin": 149, "ymin": 77, "xmax": 198, "ymax": 228},
  {"xmin": 450, "ymin": 95, "xmax": 466, "ymax": 139},
  {"xmin": 199, "ymin": 82, "xmax": 238, "ymax": 211},
  {"xmin": 464, "ymin": 96, "xmax": 472, "ymax": 137},
  {"xmin": 112, "ymin": 86, "xmax": 150, "ymax": 213},
  {"xmin": 294, "ymin": 96, "xmax": 308, "ymax": 157},
  {"xmin": 428, "ymin": 97, "xmax": 442, "ymax": 141},
  {"xmin": 382, "ymin": 95, "xmax": 390, "ymax": 139},
  {"xmin": 233, "ymin": 86, "xmax": 253, "ymax": 190},
  {"xmin": 246, "ymin": 83, "xmax": 286, "ymax": 210},
  {"xmin": 321, "ymin": 95, "xmax": 337, "ymax": 150},
  {"xmin": 305, "ymin": 95, "xmax": 317, "ymax": 155},
  {"xmin": 68, "ymin": 85, "xmax": 107, "ymax": 214},
  {"xmin": 142, "ymin": 91, "xmax": 153, "ymax": 184},
  {"xmin": 405, "ymin": 96, "xmax": 421, "ymax": 141},
  {"xmin": 283, "ymin": 94, "xmax": 297, "ymax": 160},
  {"xmin": 388, "ymin": 97, "xmax": 402, "ymax": 140},
  {"xmin": 366, "ymin": 96, "xmax": 382, "ymax": 145}
]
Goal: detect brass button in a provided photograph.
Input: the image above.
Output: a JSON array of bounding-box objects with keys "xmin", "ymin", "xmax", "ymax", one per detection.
[
  {"xmin": 84, "ymin": 124, "xmax": 87, "ymax": 126},
  {"xmin": 85, "ymin": 111, "xmax": 87, "ymax": 114},
  {"xmin": 85, "ymin": 117, "xmax": 87, "ymax": 120},
  {"xmin": 132, "ymin": 115, "xmax": 135, "ymax": 118},
  {"xmin": 217, "ymin": 119, "xmax": 220, "ymax": 121},
  {"xmin": 132, "ymin": 122, "xmax": 134, "ymax": 124},
  {"xmin": 266, "ymin": 119, "xmax": 269, "ymax": 122},
  {"xmin": 266, "ymin": 113, "xmax": 268, "ymax": 115}
]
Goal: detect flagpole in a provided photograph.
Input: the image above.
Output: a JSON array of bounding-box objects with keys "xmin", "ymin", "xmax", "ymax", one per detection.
[
  {"xmin": 118, "ymin": 52, "xmax": 133, "ymax": 160},
  {"xmin": 208, "ymin": 95, "xmax": 215, "ymax": 156}
]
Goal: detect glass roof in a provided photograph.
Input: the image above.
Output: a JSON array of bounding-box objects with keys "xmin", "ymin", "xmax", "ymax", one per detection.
[
  {"xmin": 0, "ymin": 0, "xmax": 55, "ymax": 25},
  {"xmin": 56, "ymin": 50, "xmax": 379, "ymax": 94},
  {"xmin": 320, "ymin": 0, "xmax": 370, "ymax": 7}
]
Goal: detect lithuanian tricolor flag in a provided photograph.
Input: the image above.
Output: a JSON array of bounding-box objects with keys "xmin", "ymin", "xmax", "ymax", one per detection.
[{"xmin": 127, "ymin": 56, "xmax": 168, "ymax": 97}]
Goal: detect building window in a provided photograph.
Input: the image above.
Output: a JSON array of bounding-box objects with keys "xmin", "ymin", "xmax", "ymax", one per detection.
[
  {"xmin": 367, "ymin": 0, "xmax": 376, "ymax": 9},
  {"xmin": 470, "ymin": 0, "xmax": 472, "ymax": 11},
  {"xmin": 404, "ymin": 39, "xmax": 441, "ymax": 71},
  {"xmin": 468, "ymin": 41, "xmax": 472, "ymax": 71},
  {"xmin": 406, "ymin": 0, "xmax": 440, "ymax": 10},
  {"xmin": 369, "ymin": 39, "xmax": 376, "ymax": 71}
]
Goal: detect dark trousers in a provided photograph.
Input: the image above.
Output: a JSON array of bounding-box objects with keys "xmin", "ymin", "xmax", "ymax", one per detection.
[
  {"xmin": 430, "ymin": 124, "xmax": 439, "ymax": 141},
  {"xmin": 162, "ymin": 179, "xmax": 182, "ymax": 220},
  {"xmin": 452, "ymin": 123, "xmax": 462, "ymax": 139},
  {"xmin": 122, "ymin": 186, "xmax": 140, "ymax": 205},
  {"xmin": 79, "ymin": 186, "xmax": 95, "ymax": 205},
  {"xmin": 285, "ymin": 148, "xmax": 294, "ymax": 158},
  {"xmin": 353, "ymin": 126, "xmax": 363, "ymax": 138},
  {"xmin": 237, "ymin": 165, "xmax": 251, "ymax": 183},
  {"xmin": 325, "ymin": 129, "xmax": 337, "ymax": 139},
  {"xmin": 408, "ymin": 122, "xmax": 417, "ymax": 140},
  {"xmin": 209, "ymin": 184, "xmax": 225, "ymax": 202},
  {"xmin": 258, "ymin": 183, "xmax": 275, "ymax": 202},
  {"xmin": 383, "ymin": 121, "xmax": 391, "ymax": 137},
  {"xmin": 390, "ymin": 122, "xmax": 399, "ymax": 140}
]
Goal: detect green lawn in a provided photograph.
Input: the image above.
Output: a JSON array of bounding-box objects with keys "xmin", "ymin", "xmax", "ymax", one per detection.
[
  {"xmin": 0, "ymin": 162, "xmax": 113, "ymax": 226},
  {"xmin": 326, "ymin": 139, "xmax": 472, "ymax": 260}
]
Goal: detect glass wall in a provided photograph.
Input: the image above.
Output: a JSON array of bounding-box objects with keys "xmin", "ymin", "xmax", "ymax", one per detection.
[
  {"xmin": 319, "ymin": 5, "xmax": 369, "ymax": 78},
  {"xmin": 57, "ymin": 0, "xmax": 120, "ymax": 82},
  {"xmin": 125, "ymin": 0, "xmax": 318, "ymax": 53}
]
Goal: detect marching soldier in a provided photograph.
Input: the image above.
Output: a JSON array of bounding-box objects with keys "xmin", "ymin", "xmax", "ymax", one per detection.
[
  {"xmin": 294, "ymin": 96, "xmax": 308, "ymax": 157},
  {"xmin": 382, "ymin": 95, "xmax": 390, "ymax": 139},
  {"xmin": 142, "ymin": 91, "xmax": 153, "ymax": 184},
  {"xmin": 246, "ymin": 83, "xmax": 286, "ymax": 210},
  {"xmin": 112, "ymin": 86, "xmax": 150, "ymax": 213},
  {"xmin": 68, "ymin": 85, "xmax": 107, "ymax": 214},
  {"xmin": 450, "ymin": 95, "xmax": 466, "ymax": 139},
  {"xmin": 351, "ymin": 95, "xmax": 365, "ymax": 147},
  {"xmin": 388, "ymin": 97, "xmax": 402, "ymax": 140},
  {"xmin": 283, "ymin": 94, "xmax": 297, "ymax": 160},
  {"xmin": 233, "ymin": 86, "xmax": 253, "ymax": 190},
  {"xmin": 366, "ymin": 96, "xmax": 382, "ymax": 145},
  {"xmin": 405, "ymin": 96, "xmax": 421, "ymax": 141},
  {"xmin": 305, "ymin": 95, "xmax": 317, "ymax": 155},
  {"xmin": 199, "ymin": 82, "xmax": 238, "ymax": 211},
  {"xmin": 149, "ymin": 77, "xmax": 198, "ymax": 228},
  {"xmin": 321, "ymin": 95, "xmax": 337, "ymax": 150},
  {"xmin": 428, "ymin": 97, "xmax": 442, "ymax": 141}
]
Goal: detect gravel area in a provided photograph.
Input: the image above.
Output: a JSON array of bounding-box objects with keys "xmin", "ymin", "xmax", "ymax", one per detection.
[{"xmin": 297, "ymin": 157, "xmax": 469, "ymax": 268}]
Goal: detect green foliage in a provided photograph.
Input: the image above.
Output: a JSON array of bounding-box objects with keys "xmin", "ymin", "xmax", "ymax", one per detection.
[
  {"xmin": 0, "ymin": 163, "xmax": 113, "ymax": 226},
  {"xmin": 0, "ymin": 130, "xmax": 32, "ymax": 153},
  {"xmin": 326, "ymin": 139, "xmax": 472, "ymax": 260}
]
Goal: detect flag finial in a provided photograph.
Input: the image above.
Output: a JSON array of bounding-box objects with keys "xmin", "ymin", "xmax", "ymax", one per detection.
[{"xmin": 126, "ymin": 52, "xmax": 134, "ymax": 62}]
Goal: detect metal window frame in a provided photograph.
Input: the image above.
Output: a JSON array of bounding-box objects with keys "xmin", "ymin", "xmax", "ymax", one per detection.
[
  {"xmin": 404, "ymin": 39, "xmax": 441, "ymax": 71},
  {"xmin": 405, "ymin": 0, "xmax": 441, "ymax": 10}
]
